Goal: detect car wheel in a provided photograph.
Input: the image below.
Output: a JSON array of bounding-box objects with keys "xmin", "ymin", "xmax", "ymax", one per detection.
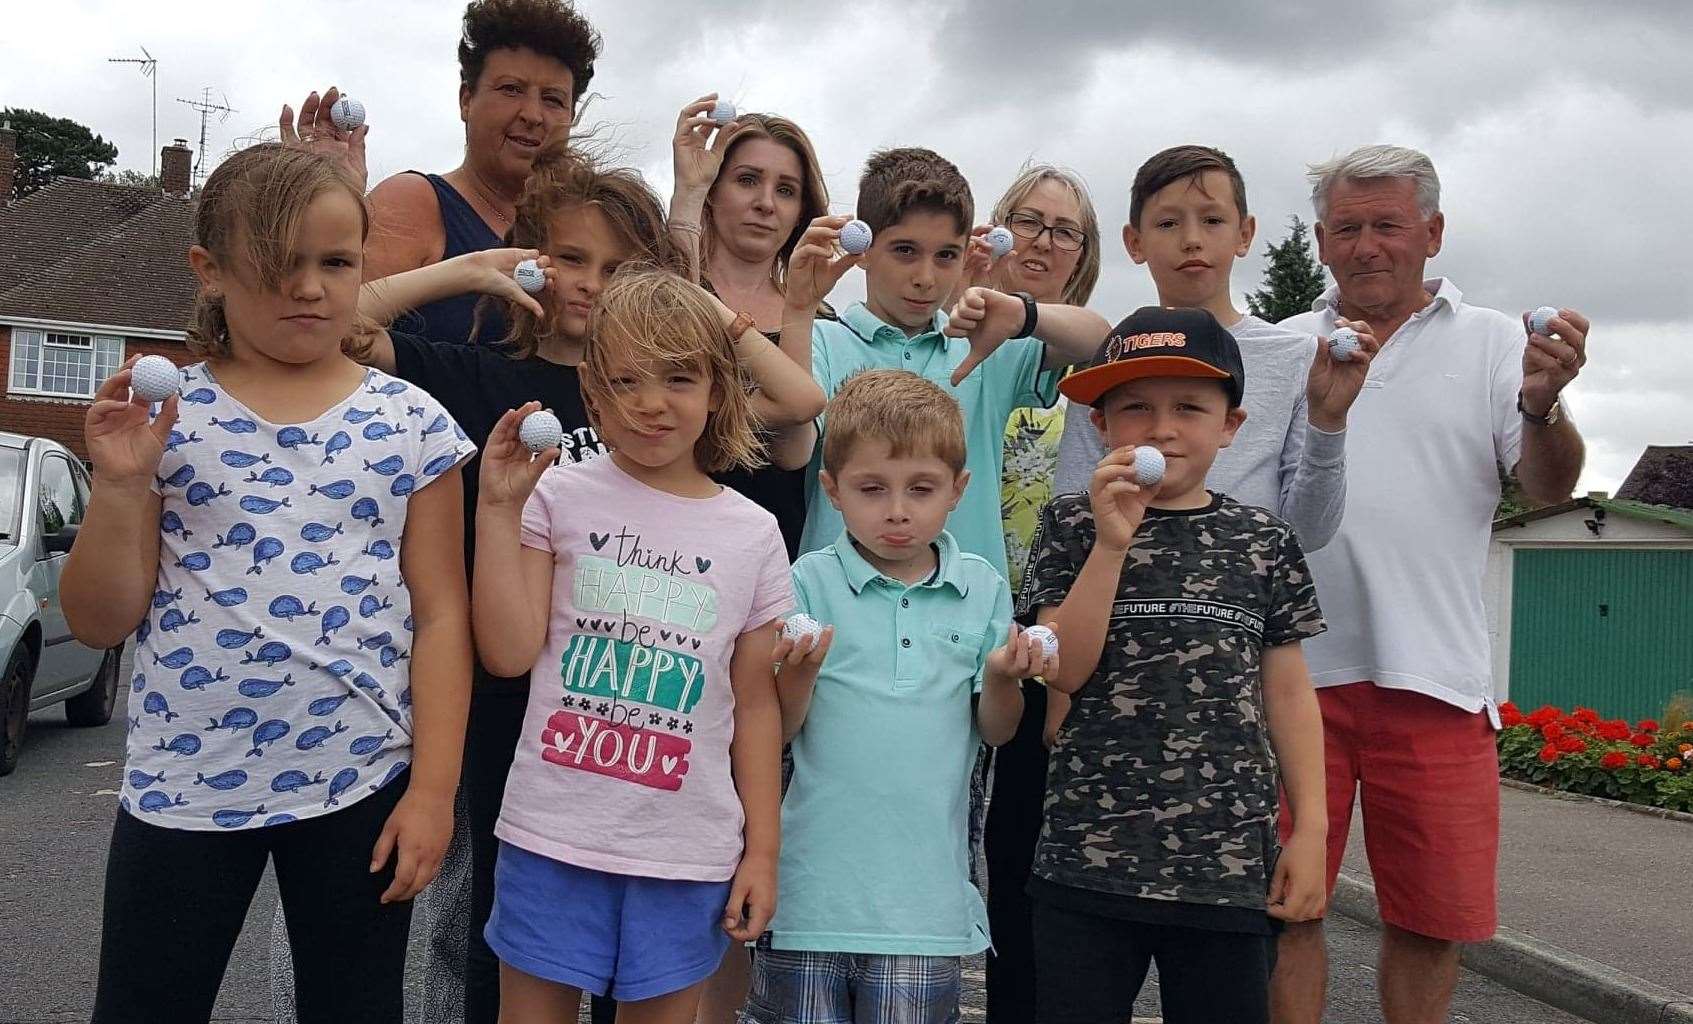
[
  {"xmin": 65, "ymin": 646, "xmax": 122, "ymax": 727},
  {"xmin": 1, "ymin": 646, "xmax": 33, "ymax": 777}
]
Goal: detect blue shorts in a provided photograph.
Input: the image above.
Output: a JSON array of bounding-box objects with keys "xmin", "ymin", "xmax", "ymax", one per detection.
[
  {"xmin": 745, "ymin": 948, "xmax": 963, "ymax": 1024},
  {"xmin": 485, "ymin": 841, "xmax": 732, "ymax": 1002}
]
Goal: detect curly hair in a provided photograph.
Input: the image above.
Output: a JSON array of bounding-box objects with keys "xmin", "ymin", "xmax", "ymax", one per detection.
[
  {"xmin": 855, "ymin": 147, "xmax": 974, "ymax": 238},
  {"xmin": 581, "ymin": 265, "xmax": 763, "ymax": 475},
  {"xmin": 701, "ymin": 113, "xmax": 830, "ymax": 291},
  {"xmin": 185, "ymin": 143, "xmax": 376, "ymax": 361},
  {"xmin": 458, "ymin": 0, "xmax": 601, "ymax": 104},
  {"xmin": 486, "ymin": 140, "xmax": 680, "ymax": 357}
]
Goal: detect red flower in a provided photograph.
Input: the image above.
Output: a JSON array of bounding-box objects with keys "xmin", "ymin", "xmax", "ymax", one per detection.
[
  {"xmin": 1500, "ymin": 700, "xmax": 1521, "ymax": 716},
  {"xmin": 1630, "ymin": 733, "xmax": 1654, "ymax": 748},
  {"xmin": 1637, "ymin": 755, "xmax": 1661, "ymax": 769},
  {"xmin": 1638, "ymin": 719, "xmax": 1660, "ymax": 733},
  {"xmin": 1541, "ymin": 722, "xmax": 1565, "ymax": 740},
  {"xmin": 1598, "ymin": 721, "xmax": 1632, "ymax": 741},
  {"xmin": 1557, "ymin": 736, "xmax": 1587, "ymax": 754},
  {"xmin": 1573, "ymin": 707, "xmax": 1600, "ymax": 724},
  {"xmin": 1538, "ymin": 743, "xmax": 1560, "ymax": 763},
  {"xmin": 1526, "ymin": 706, "xmax": 1563, "ymax": 729},
  {"xmin": 1500, "ymin": 707, "xmax": 1524, "ymax": 728},
  {"xmin": 1600, "ymin": 752, "xmax": 1629, "ymax": 770}
]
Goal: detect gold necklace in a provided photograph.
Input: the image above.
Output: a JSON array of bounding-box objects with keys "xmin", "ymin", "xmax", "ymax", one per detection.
[{"xmin": 465, "ymin": 172, "xmax": 514, "ymax": 228}]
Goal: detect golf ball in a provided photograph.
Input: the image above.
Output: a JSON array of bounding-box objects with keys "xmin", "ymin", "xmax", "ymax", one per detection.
[
  {"xmin": 1528, "ymin": 305, "xmax": 1559, "ymax": 337},
  {"xmin": 711, "ymin": 99, "xmax": 736, "ymax": 125},
  {"xmin": 840, "ymin": 219, "xmax": 873, "ymax": 255},
  {"xmin": 129, "ymin": 355, "xmax": 180, "ymax": 403},
  {"xmin": 1328, "ymin": 326, "xmax": 1361, "ymax": 361},
  {"xmin": 1133, "ymin": 445, "xmax": 1166, "ymax": 487},
  {"xmin": 985, "ymin": 225, "xmax": 1015, "ymax": 260},
  {"xmin": 782, "ymin": 613, "xmax": 823, "ymax": 644},
  {"xmin": 330, "ymin": 95, "xmax": 365, "ymax": 132},
  {"xmin": 1025, "ymin": 624, "xmax": 1059, "ymax": 660},
  {"xmin": 518, "ymin": 409, "xmax": 563, "ymax": 454},
  {"xmin": 514, "ymin": 259, "xmax": 546, "ymax": 295}
]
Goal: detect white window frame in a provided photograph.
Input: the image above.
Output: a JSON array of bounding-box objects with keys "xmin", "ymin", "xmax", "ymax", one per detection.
[{"xmin": 7, "ymin": 329, "xmax": 125, "ymax": 400}]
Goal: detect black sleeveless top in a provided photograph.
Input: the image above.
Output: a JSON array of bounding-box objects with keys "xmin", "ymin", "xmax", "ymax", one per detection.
[{"xmin": 390, "ymin": 172, "xmax": 509, "ymax": 345}]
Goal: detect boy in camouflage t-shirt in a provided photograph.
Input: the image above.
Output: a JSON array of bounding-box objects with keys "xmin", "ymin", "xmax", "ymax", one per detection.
[{"xmin": 1018, "ymin": 307, "xmax": 1329, "ymax": 1024}]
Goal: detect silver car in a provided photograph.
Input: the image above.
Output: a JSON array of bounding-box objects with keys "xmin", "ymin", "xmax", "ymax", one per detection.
[{"xmin": 0, "ymin": 431, "xmax": 123, "ymax": 776}]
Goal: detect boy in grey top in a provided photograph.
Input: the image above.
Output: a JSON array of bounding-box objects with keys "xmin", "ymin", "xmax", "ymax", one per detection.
[{"xmin": 1050, "ymin": 146, "xmax": 1375, "ymax": 553}]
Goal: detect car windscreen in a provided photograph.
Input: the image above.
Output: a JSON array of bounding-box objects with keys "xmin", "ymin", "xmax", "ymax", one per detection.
[{"xmin": 0, "ymin": 448, "xmax": 19, "ymax": 545}]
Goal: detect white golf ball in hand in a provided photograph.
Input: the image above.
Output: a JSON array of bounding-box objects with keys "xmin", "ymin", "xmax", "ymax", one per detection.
[
  {"xmin": 1025, "ymin": 624, "xmax": 1059, "ymax": 660},
  {"xmin": 518, "ymin": 409, "xmax": 563, "ymax": 454},
  {"xmin": 1328, "ymin": 326, "xmax": 1361, "ymax": 361},
  {"xmin": 129, "ymin": 355, "xmax": 180, "ymax": 403},
  {"xmin": 1133, "ymin": 445, "xmax": 1166, "ymax": 487},
  {"xmin": 711, "ymin": 99, "xmax": 736, "ymax": 125},
  {"xmin": 985, "ymin": 225, "xmax": 1015, "ymax": 260},
  {"xmin": 514, "ymin": 259, "xmax": 546, "ymax": 295},
  {"xmin": 330, "ymin": 96, "xmax": 365, "ymax": 132},
  {"xmin": 840, "ymin": 219, "xmax": 873, "ymax": 255},
  {"xmin": 1528, "ymin": 305, "xmax": 1559, "ymax": 337},
  {"xmin": 783, "ymin": 613, "xmax": 824, "ymax": 645}
]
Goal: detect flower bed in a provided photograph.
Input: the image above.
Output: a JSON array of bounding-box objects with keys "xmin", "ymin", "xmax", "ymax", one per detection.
[{"xmin": 1497, "ymin": 701, "xmax": 1693, "ymax": 813}]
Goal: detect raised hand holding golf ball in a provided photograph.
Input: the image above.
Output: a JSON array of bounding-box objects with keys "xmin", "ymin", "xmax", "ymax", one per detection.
[
  {"xmin": 711, "ymin": 98, "xmax": 736, "ymax": 125},
  {"xmin": 1025, "ymin": 624, "xmax": 1059, "ymax": 660},
  {"xmin": 128, "ymin": 355, "xmax": 180, "ymax": 403},
  {"xmin": 1528, "ymin": 305, "xmax": 1559, "ymax": 337},
  {"xmin": 1133, "ymin": 445, "xmax": 1166, "ymax": 487},
  {"xmin": 839, "ymin": 219, "xmax": 873, "ymax": 255},
  {"xmin": 330, "ymin": 95, "xmax": 365, "ymax": 132},
  {"xmin": 518, "ymin": 409, "xmax": 563, "ymax": 454},
  {"xmin": 1328, "ymin": 325, "xmax": 1361, "ymax": 361},
  {"xmin": 514, "ymin": 259, "xmax": 546, "ymax": 295},
  {"xmin": 782, "ymin": 613, "xmax": 824, "ymax": 645},
  {"xmin": 985, "ymin": 225, "xmax": 1015, "ymax": 260}
]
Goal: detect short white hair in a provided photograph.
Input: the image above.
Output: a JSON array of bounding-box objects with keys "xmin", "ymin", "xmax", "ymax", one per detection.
[{"xmin": 1308, "ymin": 144, "xmax": 1440, "ymax": 221}]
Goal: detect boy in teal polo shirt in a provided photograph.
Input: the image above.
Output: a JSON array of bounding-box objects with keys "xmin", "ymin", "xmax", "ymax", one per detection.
[
  {"xmin": 745, "ymin": 370, "xmax": 1054, "ymax": 1024},
  {"xmin": 775, "ymin": 146, "xmax": 1112, "ymax": 580}
]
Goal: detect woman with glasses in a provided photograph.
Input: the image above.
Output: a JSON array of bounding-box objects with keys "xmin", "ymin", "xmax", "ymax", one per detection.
[{"xmin": 978, "ymin": 164, "xmax": 1103, "ymax": 1024}]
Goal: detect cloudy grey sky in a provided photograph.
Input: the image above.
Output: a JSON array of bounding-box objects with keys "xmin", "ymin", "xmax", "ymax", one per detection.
[{"xmin": 7, "ymin": 0, "xmax": 1689, "ymax": 492}]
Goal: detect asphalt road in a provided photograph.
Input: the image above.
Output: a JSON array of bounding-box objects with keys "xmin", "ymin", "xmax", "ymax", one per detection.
[{"xmin": 1, "ymin": 645, "xmax": 1587, "ymax": 1024}]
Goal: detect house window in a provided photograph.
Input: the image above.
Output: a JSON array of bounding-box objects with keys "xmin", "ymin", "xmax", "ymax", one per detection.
[{"xmin": 7, "ymin": 330, "xmax": 124, "ymax": 399}]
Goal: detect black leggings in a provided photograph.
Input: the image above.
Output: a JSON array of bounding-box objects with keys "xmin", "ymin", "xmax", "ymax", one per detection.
[
  {"xmin": 984, "ymin": 680, "xmax": 1048, "ymax": 1023},
  {"xmin": 92, "ymin": 771, "xmax": 412, "ymax": 1024},
  {"xmin": 1031, "ymin": 900, "xmax": 1275, "ymax": 1024},
  {"xmin": 463, "ymin": 687, "xmax": 615, "ymax": 1024}
]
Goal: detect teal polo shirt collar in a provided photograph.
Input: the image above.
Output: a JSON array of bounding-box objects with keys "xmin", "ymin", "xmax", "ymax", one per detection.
[
  {"xmin": 840, "ymin": 301, "xmax": 948, "ymax": 348},
  {"xmin": 832, "ymin": 528, "xmax": 971, "ymax": 597}
]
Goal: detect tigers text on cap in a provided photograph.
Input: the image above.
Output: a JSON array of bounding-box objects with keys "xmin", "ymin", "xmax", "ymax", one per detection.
[{"xmin": 1059, "ymin": 306, "xmax": 1246, "ymax": 408}]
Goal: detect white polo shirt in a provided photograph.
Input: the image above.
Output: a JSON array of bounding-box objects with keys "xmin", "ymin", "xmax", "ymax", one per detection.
[{"xmin": 1281, "ymin": 278, "xmax": 1534, "ymax": 722}]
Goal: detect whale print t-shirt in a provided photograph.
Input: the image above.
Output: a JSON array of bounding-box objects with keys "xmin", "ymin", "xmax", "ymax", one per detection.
[
  {"xmin": 497, "ymin": 455, "xmax": 793, "ymax": 882},
  {"xmin": 121, "ymin": 362, "xmax": 476, "ymax": 831}
]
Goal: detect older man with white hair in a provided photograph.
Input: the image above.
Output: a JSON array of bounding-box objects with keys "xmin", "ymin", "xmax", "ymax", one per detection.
[{"xmin": 1270, "ymin": 144, "xmax": 1588, "ymax": 1024}]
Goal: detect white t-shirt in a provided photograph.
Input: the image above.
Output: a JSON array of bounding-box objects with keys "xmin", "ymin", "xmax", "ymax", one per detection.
[{"xmin": 1281, "ymin": 278, "xmax": 1532, "ymax": 720}]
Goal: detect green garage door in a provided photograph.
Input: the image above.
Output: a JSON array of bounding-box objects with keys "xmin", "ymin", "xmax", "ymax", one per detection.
[{"xmin": 1510, "ymin": 548, "xmax": 1693, "ymax": 721}]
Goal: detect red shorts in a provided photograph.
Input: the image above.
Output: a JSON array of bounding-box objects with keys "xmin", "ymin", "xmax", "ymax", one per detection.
[{"xmin": 1279, "ymin": 682, "xmax": 1499, "ymax": 943}]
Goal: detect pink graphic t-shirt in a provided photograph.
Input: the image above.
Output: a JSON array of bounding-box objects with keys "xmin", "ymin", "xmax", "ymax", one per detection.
[{"xmin": 497, "ymin": 455, "xmax": 793, "ymax": 881}]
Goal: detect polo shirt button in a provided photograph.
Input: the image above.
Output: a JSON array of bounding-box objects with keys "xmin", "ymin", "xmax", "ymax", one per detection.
[
  {"xmin": 901, "ymin": 638, "xmax": 911, "ymax": 648},
  {"xmin": 901, "ymin": 598, "xmax": 910, "ymax": 607},
  {"xmin": 951, "ymin": 633, "xmax": 959, "ymax": 642},
  {"xmin": 903, "ymin": 351, "xmax": 912, "ymax": 359}
]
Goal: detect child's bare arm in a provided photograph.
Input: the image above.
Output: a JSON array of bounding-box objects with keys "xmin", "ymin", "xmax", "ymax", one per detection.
[
  {"xmin": 61, "ymin": 361, "xmax": 174, "ymax": 648},
  {"xmin": 472, "ymin": 404, "xmax": 557, "ymax": 676},
  {"xmin": 725, "ymin": 618, "xmax": 784, "ymax": 941},
  {"xmin": 774, "ymin": 621, "xmax": 831, "ymax": 743},
  {"xmin": 733, "ymin": 324, "xmax": 826, "ymax": 430},
  {"xmin": 359, "ymin": 250, "xmax": 552, "ymax": 374},
  {"xmin": 374, "ymin": 464, "xmax": 473, "ymax": 902},
  {"xmin": 1263, "ymin": 641, "xmax": 1328, "ymax": 921}
]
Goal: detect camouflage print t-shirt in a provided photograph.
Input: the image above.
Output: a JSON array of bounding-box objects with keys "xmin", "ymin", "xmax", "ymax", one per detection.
[{"xmin": 1017, "ymin": 492, "xmax": 1324, "ymax": 912}]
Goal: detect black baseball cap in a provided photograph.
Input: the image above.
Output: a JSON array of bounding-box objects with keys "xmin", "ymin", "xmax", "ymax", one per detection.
[{"xmin": 1060, "ymin": 306, "xmax": 1246, "ymax": 408}]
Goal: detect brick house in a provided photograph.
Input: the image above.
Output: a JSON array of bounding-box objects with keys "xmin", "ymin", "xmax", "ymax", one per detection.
[{"xmin": 0, "ymin": 125, "xmax": 200, "ymax": 462}]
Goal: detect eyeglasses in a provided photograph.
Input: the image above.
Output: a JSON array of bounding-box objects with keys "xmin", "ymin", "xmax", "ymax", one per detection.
[{"xmin": 1005, "ymin": 211, "xmax": 1087, "ymax": 253}]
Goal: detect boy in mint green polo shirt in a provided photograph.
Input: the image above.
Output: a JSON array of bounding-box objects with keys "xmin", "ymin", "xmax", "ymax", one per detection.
[
  {"xmin": 745, "ymin": 370, "xmax": 1055, "ymax": 1024},
  {"xmin": 774, "ymin": 146, "xmax": 1111, "ymax": 581}
]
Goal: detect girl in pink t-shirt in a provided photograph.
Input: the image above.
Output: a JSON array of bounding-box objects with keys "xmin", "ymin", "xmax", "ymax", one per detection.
[{"xmin": 471, "ymin": 265, "xmax": 797, "ymax": 1020}]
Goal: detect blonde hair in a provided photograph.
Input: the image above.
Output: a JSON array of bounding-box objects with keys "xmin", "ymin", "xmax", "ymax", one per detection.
[
  {"xmin": 186, "ymin": 143, "xmax": 376, "ymax": 359},
  {"xmin": 581, "ymin": 265, "xmax": 762, "ymax": 474},
  {"xmin": 821, "ymin": 370, "xmax": 965, "ymax": 474},
  {"xmin": 990, "ymin": 163, "xmax": 1102, "ymax": 306},
  {"xmin": 702, "ymin": 113, "xmax": 830, "ymax": 291},
  {"xmin": 491, "ymin": 140, "xmax": 679, "ymax": 355}
]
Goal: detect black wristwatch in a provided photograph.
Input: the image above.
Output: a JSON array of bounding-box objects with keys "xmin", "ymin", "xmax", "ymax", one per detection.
[
  {"xmin": 1518, "ymin": 390, "xmax": 1562, "ymax": 426},
  {"xmin": 1012, "ymin": 291, "xmax": 1039, "ymax": 340}
]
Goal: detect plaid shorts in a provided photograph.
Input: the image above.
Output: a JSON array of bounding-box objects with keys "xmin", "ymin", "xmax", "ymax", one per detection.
[{"xmin": 745, "ymin": 948, "xmax": 962, "ymax": 1024}]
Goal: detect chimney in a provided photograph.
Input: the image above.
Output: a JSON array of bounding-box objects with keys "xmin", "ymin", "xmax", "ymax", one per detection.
[
  {"xmin": 0, "ymin": 121, "xmax": 16, "ymax": 204},
  {"xmin": 161, "ymin": 138, "xmax": 193, "ymax": 197}
]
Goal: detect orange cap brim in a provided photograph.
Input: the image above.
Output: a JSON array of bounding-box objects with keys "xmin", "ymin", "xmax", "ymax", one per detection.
[{"xmin": 1059, "ymin": 356, "xmax": 1233, "ymax": 406}]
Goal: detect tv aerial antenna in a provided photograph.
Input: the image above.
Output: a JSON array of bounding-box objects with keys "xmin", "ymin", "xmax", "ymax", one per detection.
[
  {"xmin": 176, "ymin": 87, "xmax": 236, "ymax": 188},
  {"xmin": 107, "ymin": 46, "xmax": 159, "ymax": 178}
]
